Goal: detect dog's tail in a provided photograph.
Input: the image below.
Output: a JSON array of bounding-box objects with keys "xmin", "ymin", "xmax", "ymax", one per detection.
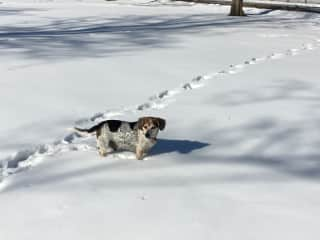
[
  {"xmin": 72, "ymin": 124, "xmax": 101, "ymax": 136},
  {"xmin": 74, "ymin": 126, "xmax": 97, "ymax": 133}
]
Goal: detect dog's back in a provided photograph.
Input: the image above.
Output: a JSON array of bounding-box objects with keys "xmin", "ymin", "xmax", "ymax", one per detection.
[
  {"xmin": 74, "ymin": 120, "xmax": 137, "ymax": 134},
  {"xmin": 75, "ymin": 120, "xmax": 139, "ymax": 152},
  {"xmin": 105, "ymin": 121, "xmax": 139, "ymax": 152}
]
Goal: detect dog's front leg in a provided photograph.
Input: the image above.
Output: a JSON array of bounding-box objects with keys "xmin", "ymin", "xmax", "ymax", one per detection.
[
  {"xmin": 97, "ymin": 135, "xmax": 109, "ymax": 157},
  {"xmin": 97, "ymin": 143, "xmax": 108, "ymax": 157},
  {"xmin": 136, "ymin": 147, "xmax": 144, "ymax": 160}
]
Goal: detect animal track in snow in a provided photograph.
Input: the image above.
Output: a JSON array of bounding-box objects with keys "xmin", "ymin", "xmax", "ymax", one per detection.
[
  {"xmin": 286, "ymin": 48, "xmax": 299, "ymax": 56},
  {"xmin": 267, "ymin": 53, "xmax": 284, "ymax": 59},
  {"xmin": 66, "ymin": 35, "xmax": 320, "ymax": 129},
  {"xmin": 1, "ymin": 35, "xmax": 320, "ymax": 188},
  {"xmin": 258, "ymin": 33, "xmax": 290, "ymax": 38}
]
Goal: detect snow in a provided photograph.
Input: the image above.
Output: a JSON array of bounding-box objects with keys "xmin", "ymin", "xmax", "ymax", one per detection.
[{"xmin": 1, "ymin": 0, "xmax": 320, "ymax": 239}]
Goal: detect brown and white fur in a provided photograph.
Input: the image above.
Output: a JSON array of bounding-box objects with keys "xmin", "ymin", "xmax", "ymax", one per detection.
[{"xmin": 74, "ymin": 117, "xmax": 166, "ymax": 160}]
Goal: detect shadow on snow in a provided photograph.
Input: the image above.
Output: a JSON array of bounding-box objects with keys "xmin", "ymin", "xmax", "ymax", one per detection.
[{"xmin": 0, "ymin": 6, "xmax": 318, "ymax": 59}]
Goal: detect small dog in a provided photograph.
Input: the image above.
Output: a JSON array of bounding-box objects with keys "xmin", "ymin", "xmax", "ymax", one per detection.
[{"xmin": 74, "ymin": 117, "xmax": 166, "ymax": 160}]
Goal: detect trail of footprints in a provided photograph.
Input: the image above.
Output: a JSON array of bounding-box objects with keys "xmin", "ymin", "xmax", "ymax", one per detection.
[{"xmin": 1, "ymin": 38, "xmax": 319, "ymax": 184}]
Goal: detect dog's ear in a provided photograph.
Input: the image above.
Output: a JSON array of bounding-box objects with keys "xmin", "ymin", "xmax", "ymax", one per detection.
[
  {"xmin": 156, "ymin": 118, "xmax": 166, "ymax": 131},
  {"xmin": 137, "ymin": 117, "xmax": 146, "ymax": 130}
]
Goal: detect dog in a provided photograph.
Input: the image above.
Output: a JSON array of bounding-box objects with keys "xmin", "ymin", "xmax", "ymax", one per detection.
[{"xmin": 74, "ymin": 117, "xmax": 166, "ymax": 160}]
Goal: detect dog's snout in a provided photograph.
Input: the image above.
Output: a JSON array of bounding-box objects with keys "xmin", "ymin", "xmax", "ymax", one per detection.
[{"xmin": 145, "ymin": 132, "xmax": 151, "ymax": 138}]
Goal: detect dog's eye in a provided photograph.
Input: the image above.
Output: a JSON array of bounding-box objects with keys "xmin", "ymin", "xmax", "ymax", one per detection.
[
  {"xmin": 151, "ymin": 126, "xmax": 156, "ymax": 129},
  {"xmin": 143, "ymin": 126, "xmax": 148, "ymax": 129}
]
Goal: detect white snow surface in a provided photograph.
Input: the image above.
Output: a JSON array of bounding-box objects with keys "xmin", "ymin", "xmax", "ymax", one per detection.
[{"xmin": 1, "ymin": 0, "xmax": 320, "ymax": 239}]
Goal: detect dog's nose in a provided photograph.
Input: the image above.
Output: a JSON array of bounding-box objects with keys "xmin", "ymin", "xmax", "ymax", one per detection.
[{"xmin": 145, "ymin": 132, "xmax": 150, "ymax": 138}]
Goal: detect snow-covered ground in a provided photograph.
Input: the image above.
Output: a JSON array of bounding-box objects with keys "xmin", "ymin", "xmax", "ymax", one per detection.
[{"xmin": 1, "ymin": 0, "xmax": 320, "ymax": 239}]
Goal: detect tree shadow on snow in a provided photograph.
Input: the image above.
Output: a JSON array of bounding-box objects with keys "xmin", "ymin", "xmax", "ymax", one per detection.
[{"xmin": 0, "ymin": 6, "xmax": 318, "ymax": 59}]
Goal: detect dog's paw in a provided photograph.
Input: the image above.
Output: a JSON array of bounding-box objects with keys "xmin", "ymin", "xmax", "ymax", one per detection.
[{"xmin": 98, "ymin": 150, "xmax": 108, "ymax": 157}]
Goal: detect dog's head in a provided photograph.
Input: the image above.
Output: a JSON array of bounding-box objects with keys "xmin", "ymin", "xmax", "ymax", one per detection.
[{"xmin": 137, "ymin": 117, "xmax": 166, "ymax": 140}]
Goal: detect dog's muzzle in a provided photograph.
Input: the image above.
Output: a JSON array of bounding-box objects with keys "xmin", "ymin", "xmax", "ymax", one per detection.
[{"xmin": 145, "ymin": 132, "xmax": 157, "ymax": 141}]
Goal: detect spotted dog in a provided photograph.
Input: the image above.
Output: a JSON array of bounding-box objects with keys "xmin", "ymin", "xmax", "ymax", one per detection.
[{"xmin": 75, "ymin": 117, "xmax": 166, "ymax": 160}]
